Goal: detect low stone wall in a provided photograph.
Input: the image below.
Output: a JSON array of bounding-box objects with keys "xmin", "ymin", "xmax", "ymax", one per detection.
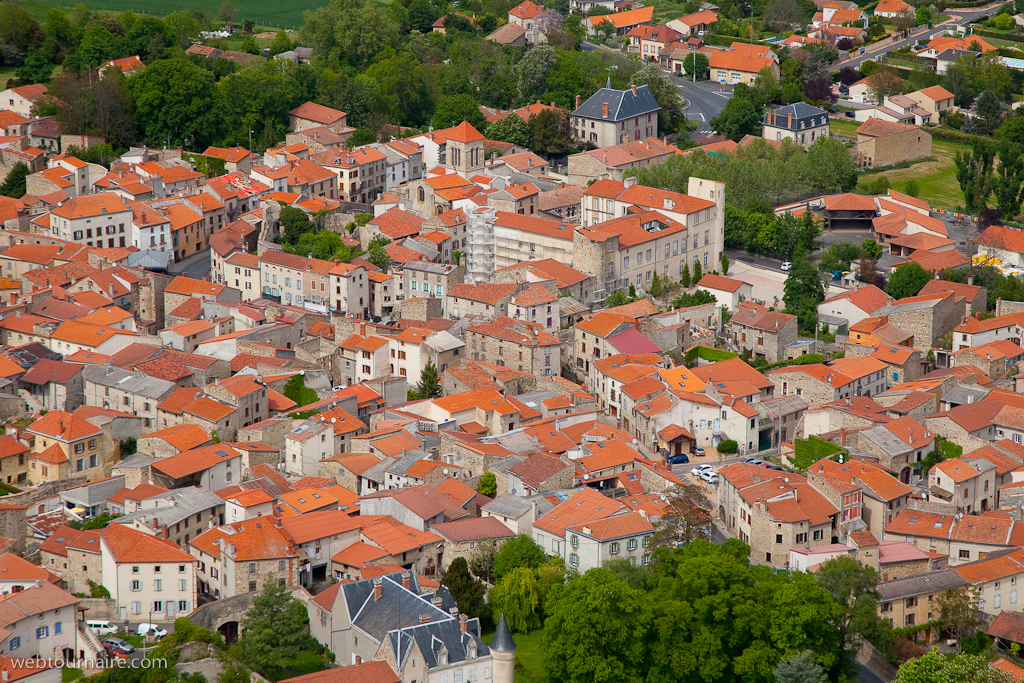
[{"xmin": 78, "ymin": 597, "xmax": 118, "ymax": 620}]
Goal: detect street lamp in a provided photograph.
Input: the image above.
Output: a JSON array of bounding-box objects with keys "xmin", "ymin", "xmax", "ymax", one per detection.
[{"xmin": 249, "ymin": 128, "xmax": 255, "ymax": 153}]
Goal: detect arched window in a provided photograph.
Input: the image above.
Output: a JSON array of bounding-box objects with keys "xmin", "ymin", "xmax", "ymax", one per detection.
[{"xmin": 418, "ymin": 187, "xmax": 425, "ymax": 202}]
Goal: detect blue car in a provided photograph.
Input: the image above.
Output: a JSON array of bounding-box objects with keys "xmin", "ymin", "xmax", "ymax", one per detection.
[{"xmin": 667, "ymin": 453, "xmax": 690, "ymax": 464}]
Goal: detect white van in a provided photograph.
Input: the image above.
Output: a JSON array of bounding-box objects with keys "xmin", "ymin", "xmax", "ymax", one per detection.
[
  {"xmin": 137, "ymin": 624, "xmax": 168, "ymax": 639},
  {"xmin": 87, "ymin": 620, "xmax": 118, "ymax": 636}
]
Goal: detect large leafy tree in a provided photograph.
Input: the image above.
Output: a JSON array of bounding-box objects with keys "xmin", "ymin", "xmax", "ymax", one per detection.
[
  {"xmin": 0, "ymin": 163, "xmax": 29, "ymax": 198},
  {"xmin": 543, "ymin": 567, "xmax": 653, "ymax": 683},
  {"xmin": 894, "ymin": 650, "xmax": 1013, "ymax": 683},
  {"xmin": 935, "ymin": 586, "xmax": 984, "ymax": 649},
  {"xmin": 529, "ymin": 108, "xmax": 570, "ymax": 155},
  {"xmin": 493, "ymin": 534, "xmax": 546, "ymax": 583},
  {"xmin": 710, "ymin": 96, "xmax": 762, "ymax": 142},
  {"xmin": 367, "ymin": 235, "xmax": 392, "ymax": 271},
  {"xmin": 683, "ymin": 52, "xmax": 709, "ymax": 80},
  {"xmin": 238, "ymin": 580, "xmax": 319, "ymax": 677},
  {"xmin": 954, "ymin": 140, "xmax": 996, "ymax": 213},
  {"xmin": 489, "ymin": 567, "xmax": 541, "ymax": 633},
  {"xmin": 126, "ymin": 58, "xmax": 222, "ymax": 148},
  {"xmin": 813, "ymin": 556, "xmax": 893, "ymax": 674},
  {"xmin": 783, "ymin": 243, "xmax": 825, "ymax": 332},
  {"xmin": 993, "ymin": 140, "xmax": 1024, "ymax": 218},
  {"xmin": 431, "ymin": 94, "xmax": 486, "ymax": 132},
  {"xmin": 885, "ymin": 261, "xmax": 931, "ymax": 300},
  {"xmin": 650, "ymin": 482, "xmax": 713, "ymax": 548},
  {"xmin": 806, "ymin": 137, "xmax": 856, "ymax": 192},
  {"xmin": 516, "ymin": 45, "xmax": 558, "ymax": 102},
  {"xmin": 486, "ymin": 113, "xmax": 532, "ymax": 148}
]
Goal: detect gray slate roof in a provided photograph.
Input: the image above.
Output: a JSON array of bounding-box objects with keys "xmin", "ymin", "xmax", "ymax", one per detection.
[
  {"xmin": 572, "ymin": 84, "xmax": 660, "ymax": 122},
  {"xmin": 82, "ymin": 365, "xmax": 177, "ymax": 400},
  {"xmin": 876, "ymin": 569, "xmax": 967, "ymax": 601},
  {"xmin": 942, "ymin": 383, "xmax": 991, "ymax": 408},
  {"xmin": 112, "ymin": 487, "xmax": 224, "ymax": 528},
  {"xmin": 764, "ymin": 102, "xmax": 829, "ymax": 131},
  {"xmin": 491, "ymin": 614, "xmax": 516, "ymax": 652}
]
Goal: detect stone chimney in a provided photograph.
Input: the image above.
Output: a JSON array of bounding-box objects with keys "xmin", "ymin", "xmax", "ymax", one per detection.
[
  {"xmin": 460, "ymin": 613, "xmax": 468, "ymax": 633},
  {"xmin": 624, "ymin": 135, "xmax": 630, "ymax": 144},
  {"xmin": 401, "ymin": 571, "xmax": 410, "ymax": 590},
  {"xmin": 630, "ymin": 85, "xmax": 637, "ymax": 96},
  {"xmin": 419, "ymin": 614, "xmax": 431, "ymax": 624},
  {"xmin": 602, "ymin": 102, "xmax": 609, "ymax": 118},
  {"xmin": 355, "ymin": 656, "xmax": 362, "ymax": 665},
  {"xmin": 373, "ymin": 577, "xmax": 382, "ymax": 600},
  {"xmin": 575, "ymin": 95, "xmax": 581, "ymax": 109}
]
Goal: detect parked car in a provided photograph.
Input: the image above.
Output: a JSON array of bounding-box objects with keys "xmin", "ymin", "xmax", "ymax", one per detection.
[
  {"xmin": 137, "ymin": 624, "xmax": 168, "ymax": 639},
  {"xmin": 691, "ymin": 464, "xmax": 714, "ymax": 477},
  {"xmin": 781, "ymin": 261, "xmax": 792, "ymax": 271},
  {"xmin": 103, "ymin": 638, "xmax": 135, "ymax": 654},
  {"xmin": 845, "ymin": 110, "xmax": 856, "ymax": 117},
  {"xmin": 667, "ymin": 453, "xmax": 690, "ymax": 464},
  {"xmin": 694, "ymin": 446, "xmax": 706, "ymax": 457},
  {"xmin": 699, "ymin": 470, "xmax": 719, "ymax": 484},
  {"xmin": 87, "ymin": 620, "xmax": 118, "ymax": 636}
]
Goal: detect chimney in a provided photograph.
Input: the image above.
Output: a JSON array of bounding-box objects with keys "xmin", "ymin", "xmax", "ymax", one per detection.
[
  {"xmin": 818, "ymin": 463, "xmax": 824, "ymax": 474},
  {"xmin": 575, "ymin": 95, "xmax": 581, "ymax": 109},
  {"xmin": 968, "ymin": 275, "xmax": 974, "ymax": 286},
  {"xmin": 602, "ymin": 103, "xmax": 609, "ymax": 118},
  {"xmin": 630, "ymin": 85, "xmax": 637, "ymax": 96},
  {"xmin": 449, "ymin": 607, "xmax": 459, "ymax": 619},
  {"xmin": 624, "ymin": 134, "xmax": 630, "ymax": 144},
  {"xmin": 401, "ymin": 571, "xmax": 410, "ymax": 590},
  {"xmin": 431, "ymin": 595, "xmax": 443, "ymax": 606},
  {"xmin": 527, "ymin": 158, "xmax": 532, "ymax": 169},
  {"xmin": 788, "ymin": 112, "xmax": 793, "ymax": 128},
  {"xmin": 460, "ymin": 613, "xmax": 468, "ymax": 633},
  {"xmin": 550, "ymin": 102, "xmax": 556, "ymax": 108},
  {"xmin": 162, "ymin": 524, "xmax": 169, "ymax": 539},
  {"xmin": 354, "ymin": 656, "xmax": 362, "ymax": 665},
  {"xmin": 536, "ymin": 100, "xmax": 541, "ymax": 105},
  {"xmin": 419, "ymin": 614, "xmax": 431, "ymax": 624},
  {"xmin": 109, "ymin": 284, "xmax": 114, "ymax": 297},
  {"xmin": 373, "ymin": 577, "xmax": 382, "ymax": 600}
]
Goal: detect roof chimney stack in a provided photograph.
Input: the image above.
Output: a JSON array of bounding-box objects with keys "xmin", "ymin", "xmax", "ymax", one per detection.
[
  {"xmin": 631, "ymin": 85, "xmax": 637, "ymax": 96},
  {"xmin": 419, "ymin": 614, "xmax": 431, "ymax": 624},
  {"xmin": 373, "ymin": 577, "xmax": 382, "ymax": 600},
  {"xmin": 602, "ymin": 102, "xmax": 609, "ymax": 118},
  {"xmin": 401, "ymin": 571, "xmax": 410, "ymax": 590},
  {"xmin": 575, "ymin": 95, "xmax": 581, "ymax": 109},
  {"xmin": 460, "ymin": 613, "xmax": 468, "ymax": 633}
]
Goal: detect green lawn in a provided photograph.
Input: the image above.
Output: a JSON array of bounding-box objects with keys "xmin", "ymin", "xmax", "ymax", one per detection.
[
  {"xmin": 831, "ymin": 118, "xmax": 968, "ymax": 210},
  {"xmin": 271, "ymin": 652, "xmax": 327, "ymax": 682},
  {"xmin": 62, "ymin": 669, "xmax": 83, "ymax": 683},
  {"xmin": 483, "ymin": 628, "xmax": 546, "ymax": 683}
]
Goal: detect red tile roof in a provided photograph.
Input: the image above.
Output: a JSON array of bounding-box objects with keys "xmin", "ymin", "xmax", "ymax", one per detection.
[{"xmin": 102, "ymin": 523, "xmax": 196, "ymax": 564}]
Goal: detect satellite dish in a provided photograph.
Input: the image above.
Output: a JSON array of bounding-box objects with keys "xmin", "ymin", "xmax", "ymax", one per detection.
[
  {"xmin": 443, "ymin": 468, "xmax": 449, "ymax": 475},
  {"xmin": 331, "ymin": 417, "xmax": 337, "ymax": 423},
  {"xmin": 784, "ymin": 477, "xmax": 789, "ymax": 482},
  {"xmin": 632, "ymin": 439, "xmax": 637, "ymax": 445},
  {"xmin": 511, "ymin": 488, "xmax": 517, "ymax": 494},
  {"xmin": 300, "ymin": 370, "xmax": 305, "ymax": 375},
  {"xmin": 583, "ymin": 474, "xmax": 589, "ymax": 480}
]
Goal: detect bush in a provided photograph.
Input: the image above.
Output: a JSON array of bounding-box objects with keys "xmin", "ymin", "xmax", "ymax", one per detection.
[
  {"xmin": 717, "ymin": 440, "xmax": 738, "ymax": 454},
  {"xmin": 792, "ymin": 436, "xmax": 846, "ymax": 470},
  {"xmin": 87, "ymin": 579, "xmax": 110, "ymax": 599}
]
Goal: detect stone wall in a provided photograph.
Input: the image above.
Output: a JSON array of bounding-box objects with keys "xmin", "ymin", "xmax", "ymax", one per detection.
[
  {"xmin": 77, "ymin": 598, "xmax": 118, "ymax": 620},
  {"xmin": 65, "ymin": 548, "xmax": 103, "ymax": 594},
  {"xmin": 996, "ymin": 299, "xmax": 1024, "ymax": 317},
  {"xmin": 857, "ymin": 128, "xmax": 932, "ymax": 168}
]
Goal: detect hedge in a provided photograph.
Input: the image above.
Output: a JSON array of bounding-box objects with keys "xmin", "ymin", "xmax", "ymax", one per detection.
[
  {"xmin": 792, "ymin": 436, "xmax": 846, "ymax": 470},
  {"xmin": 927, "ymin": 125, "xmax": 999, "ymax": 146},
  {"xmin": 974, "ymin": 28, "xmax": 1024, "ymax": 44},
  {"xmin": 684, "ymin": 345, "xmax": 739, "ymax": 364},
  {"xmin": 702, "ymin": 34, "xmax": 776, "ymax": 49},
  {"xmin": 717, "ymin": 439, "xmax": 738, "ymax": 454}
]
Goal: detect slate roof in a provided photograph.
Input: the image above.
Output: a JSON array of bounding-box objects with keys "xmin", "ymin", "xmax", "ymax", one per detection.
[
  {"xmin": 875, "ymin": 568, "xmax": 967, "ymax": 601},
  {"xmin": 572, "ymin": 84, "xmax": 660, "ymax": 122}
]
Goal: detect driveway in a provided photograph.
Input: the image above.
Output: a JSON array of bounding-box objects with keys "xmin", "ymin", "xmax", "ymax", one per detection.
[
  {"xmin": 677, "ymin": 80, "xmax": 733, "ymax": 139},
  {"xmin": 168, "ymin": 248, "xmax": 212, "ymax": 280}
]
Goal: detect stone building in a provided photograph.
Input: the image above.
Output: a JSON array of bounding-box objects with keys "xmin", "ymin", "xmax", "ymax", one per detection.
[
  {"xmin": 727, "ymin": 301, "xmax": 797, "ymax": 363},
  {"xmin": 189, "ymin": 520, "xmax": 299, "ymax": 599},
  {"xmin": 464, "ymin": 316, "xmax": 562, "ymax": 377},
  {"xmin": 762, "ymin": 102, "xmax": 830, "ymax": 149},
  {"xmin": 877, "ymin": 569, "xmax": 967, "ymax": 635},
  {"xmin": 431, "ymin": 517, "xmax": 515, "ymax": 571},
  {"xmin": 855, "ymin": 119, "xmax": 932, "ymax": 168}
]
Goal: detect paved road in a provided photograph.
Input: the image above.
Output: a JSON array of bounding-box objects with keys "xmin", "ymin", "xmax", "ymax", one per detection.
[
  {"xmin": 831, "ymin": 4, "xmax": 1003, "ymax": 71},
  {"xmin": 168, "ymin": 248, "xmax": 212, "ymax": 280},
  {"xmin": 677, "ymin": 80, "xmax": 733, "ymax": 138}
]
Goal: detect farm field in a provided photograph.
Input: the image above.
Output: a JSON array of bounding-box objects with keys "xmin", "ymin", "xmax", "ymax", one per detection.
[{"xmin": 26, "ymin": 0, "xmax": 320, "ymax": 29}]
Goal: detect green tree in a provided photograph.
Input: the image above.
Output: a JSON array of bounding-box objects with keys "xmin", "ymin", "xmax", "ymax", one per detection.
[
  {"xmin": 493, "ymin": 534, "xmax": 546, "ymax": 583},
  {"xmin": 121, "ymin": 437, "xmax": 137, "ymax": 455},
  {"xmin": 774, "ymin": 650, "xmax": 827, "ymax": 683},
  {"xmin": 955, "ymin": 140, "xmax": 996, "ymax": 214},
  {"xmin": 0, "ymin": 163, "xmax": 29, "ymax": 198},
  {"xmin": 15, "ymin": 49, "xmax": 53, "ymax": 85},
  {"xmin": 806, "ymin": 136, "xmax": 857, "ymax": 192},
  {"xmin": 915, "ymin": 5, "xmax": 931, "ymax": 24},
  {"xmin": 710, "ymin": 96, "xmax": 762, "ymax": 142},
  {"xmin": 994, "ymin": 140, "xmax": 1024, "ymax": 218},
  {"xmin": 720, "ymin": 252, "xmax": 729, "ymax": 275},
  {"xmin": 240, "ymin": 34, "xmax": 259, "ymax": 54},
  {"xmin": 238, "ymin": 580, "xmax": 319, "ymax": 677},
  {"xmin": 487, "ymin": 113, "xmax": 532, "ymax": 148},
  {"xmin": 477, "ymin": 472, "xmax": 497, "ymax": 497},
  {"xmin": 671, "ymin": 289, "xmax": 716, "ymax": 309},
  {"xmin": 431, "ymin": 94, "xmax": 486, "ymax": 132},
  {"xmin": 529, "ymin": 108, "xmax": 569, "ymax": 155},
  {"xmin": 278, "ymin": 204, "xmax": 314, "ymax": 245},
  {"xmin": 408, "ymin": 0, "xmax": 438, "ymax": 32},
  {"xmin": 489, "ymin": 567, "xmax": 541, "ymax": 633},
  {"xmin": 692, "ymin": 260, "xmax": 703, "ymax": 284},
  {"xmin": 126, "ymin": 58, "xmax": 221, "ymax": 148},
  {"xmin": 268, "ymin": 30, "xmax": 293, "ymax": 56},
  {"xmin": 814, "ymin": 556, "xmax": 893, "ymax": 673},
  {"xmin": 365, "ymin": 51, "xmax": 433, "ymax": 126},
  {"xmin": 367, "ymin": 235, "xmax": 392, "ymax": 271},
  {"xmin": 886, "ymin": 261, "xmax": 931, "ymax": 300},
  {"xmin": 680, "ymin": 263, "xmax": 691, "ymax": 287},
  {"xmin": 861, "ymin": 238, "xmax": 883, "ymax": 261},
  {"xmin": 218, "ymin": 1, "xmax": 238, "ymax": 22},
  {"xmin": 516, "ymin": 45, "xmax": 558, "ymax": 102},
  {"xmin": 783, "ymin": 243, "xmax": 825, "ymax": 332},
  {"xmin": 683, "ymin": 52, "xmax": 709, "ymax": 80},
  {"xmin": 543, "ymin": 568, "xmax": 653, "ymax": 683},
  {"xmin": 935, "ymin": 586, "xmax": 984, "ymax": 650},
  {"xmin": 415, "ymin": 358, "xmax": 443, "ymax": 399},
  {"xmin": 650, "ymin": 482, "xmax": 713, "ymax": 548},
  {"xmin": 894, "ymin": 650, "xmax": 1012, "ymax": 683},
  {"xmin": 905, "ymin": 178, "xmax": 921, "ymax": 197},
  {"xmin": 442, "ymin": 557, "xmax": 491, "ymax": 627}
]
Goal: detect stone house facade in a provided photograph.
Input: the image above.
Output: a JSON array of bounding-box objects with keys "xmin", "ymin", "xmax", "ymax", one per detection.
[
  {"xmin": 855, "ymin": 120, "xmax": 933, "ymax": 168},
  {"xmin": 727, "ymin": 302, "xmax": 797, "ymax": 363}
]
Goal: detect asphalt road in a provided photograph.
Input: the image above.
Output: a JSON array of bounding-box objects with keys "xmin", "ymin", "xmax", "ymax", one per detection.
[
  {"xmin": 831, "ymin": 4, "xmax": 1003, "ymax": 71},
  {"xmin": 677, "ymin": 79, "xmax": 733, "ymax": 138},
  {"xmin": 168, "ymin": 248, "xmax": 212, "ymax": 280}
]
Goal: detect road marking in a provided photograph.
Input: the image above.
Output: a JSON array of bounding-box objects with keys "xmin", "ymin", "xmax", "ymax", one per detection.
[{"xmin": 699, "ymin": 113, "xmax": 705, "ymax": 121}]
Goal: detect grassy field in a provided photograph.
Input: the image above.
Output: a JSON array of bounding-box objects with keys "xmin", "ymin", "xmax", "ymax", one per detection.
[
  {"xmin": 831, "ymin": 118, "xmax": 967, "ymax": 210},
  {"xmin": 26, "ymin": 0, "xmax": 319, "ymax": 30},
  {"xmin": 483, "ymin": 628, "xmax": 546, "ymax": 683}
]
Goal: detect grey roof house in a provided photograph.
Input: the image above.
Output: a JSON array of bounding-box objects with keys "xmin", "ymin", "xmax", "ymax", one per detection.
[{"xmin": 571, "ymin": 82, "xmax": 661, "ymax": 147}]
